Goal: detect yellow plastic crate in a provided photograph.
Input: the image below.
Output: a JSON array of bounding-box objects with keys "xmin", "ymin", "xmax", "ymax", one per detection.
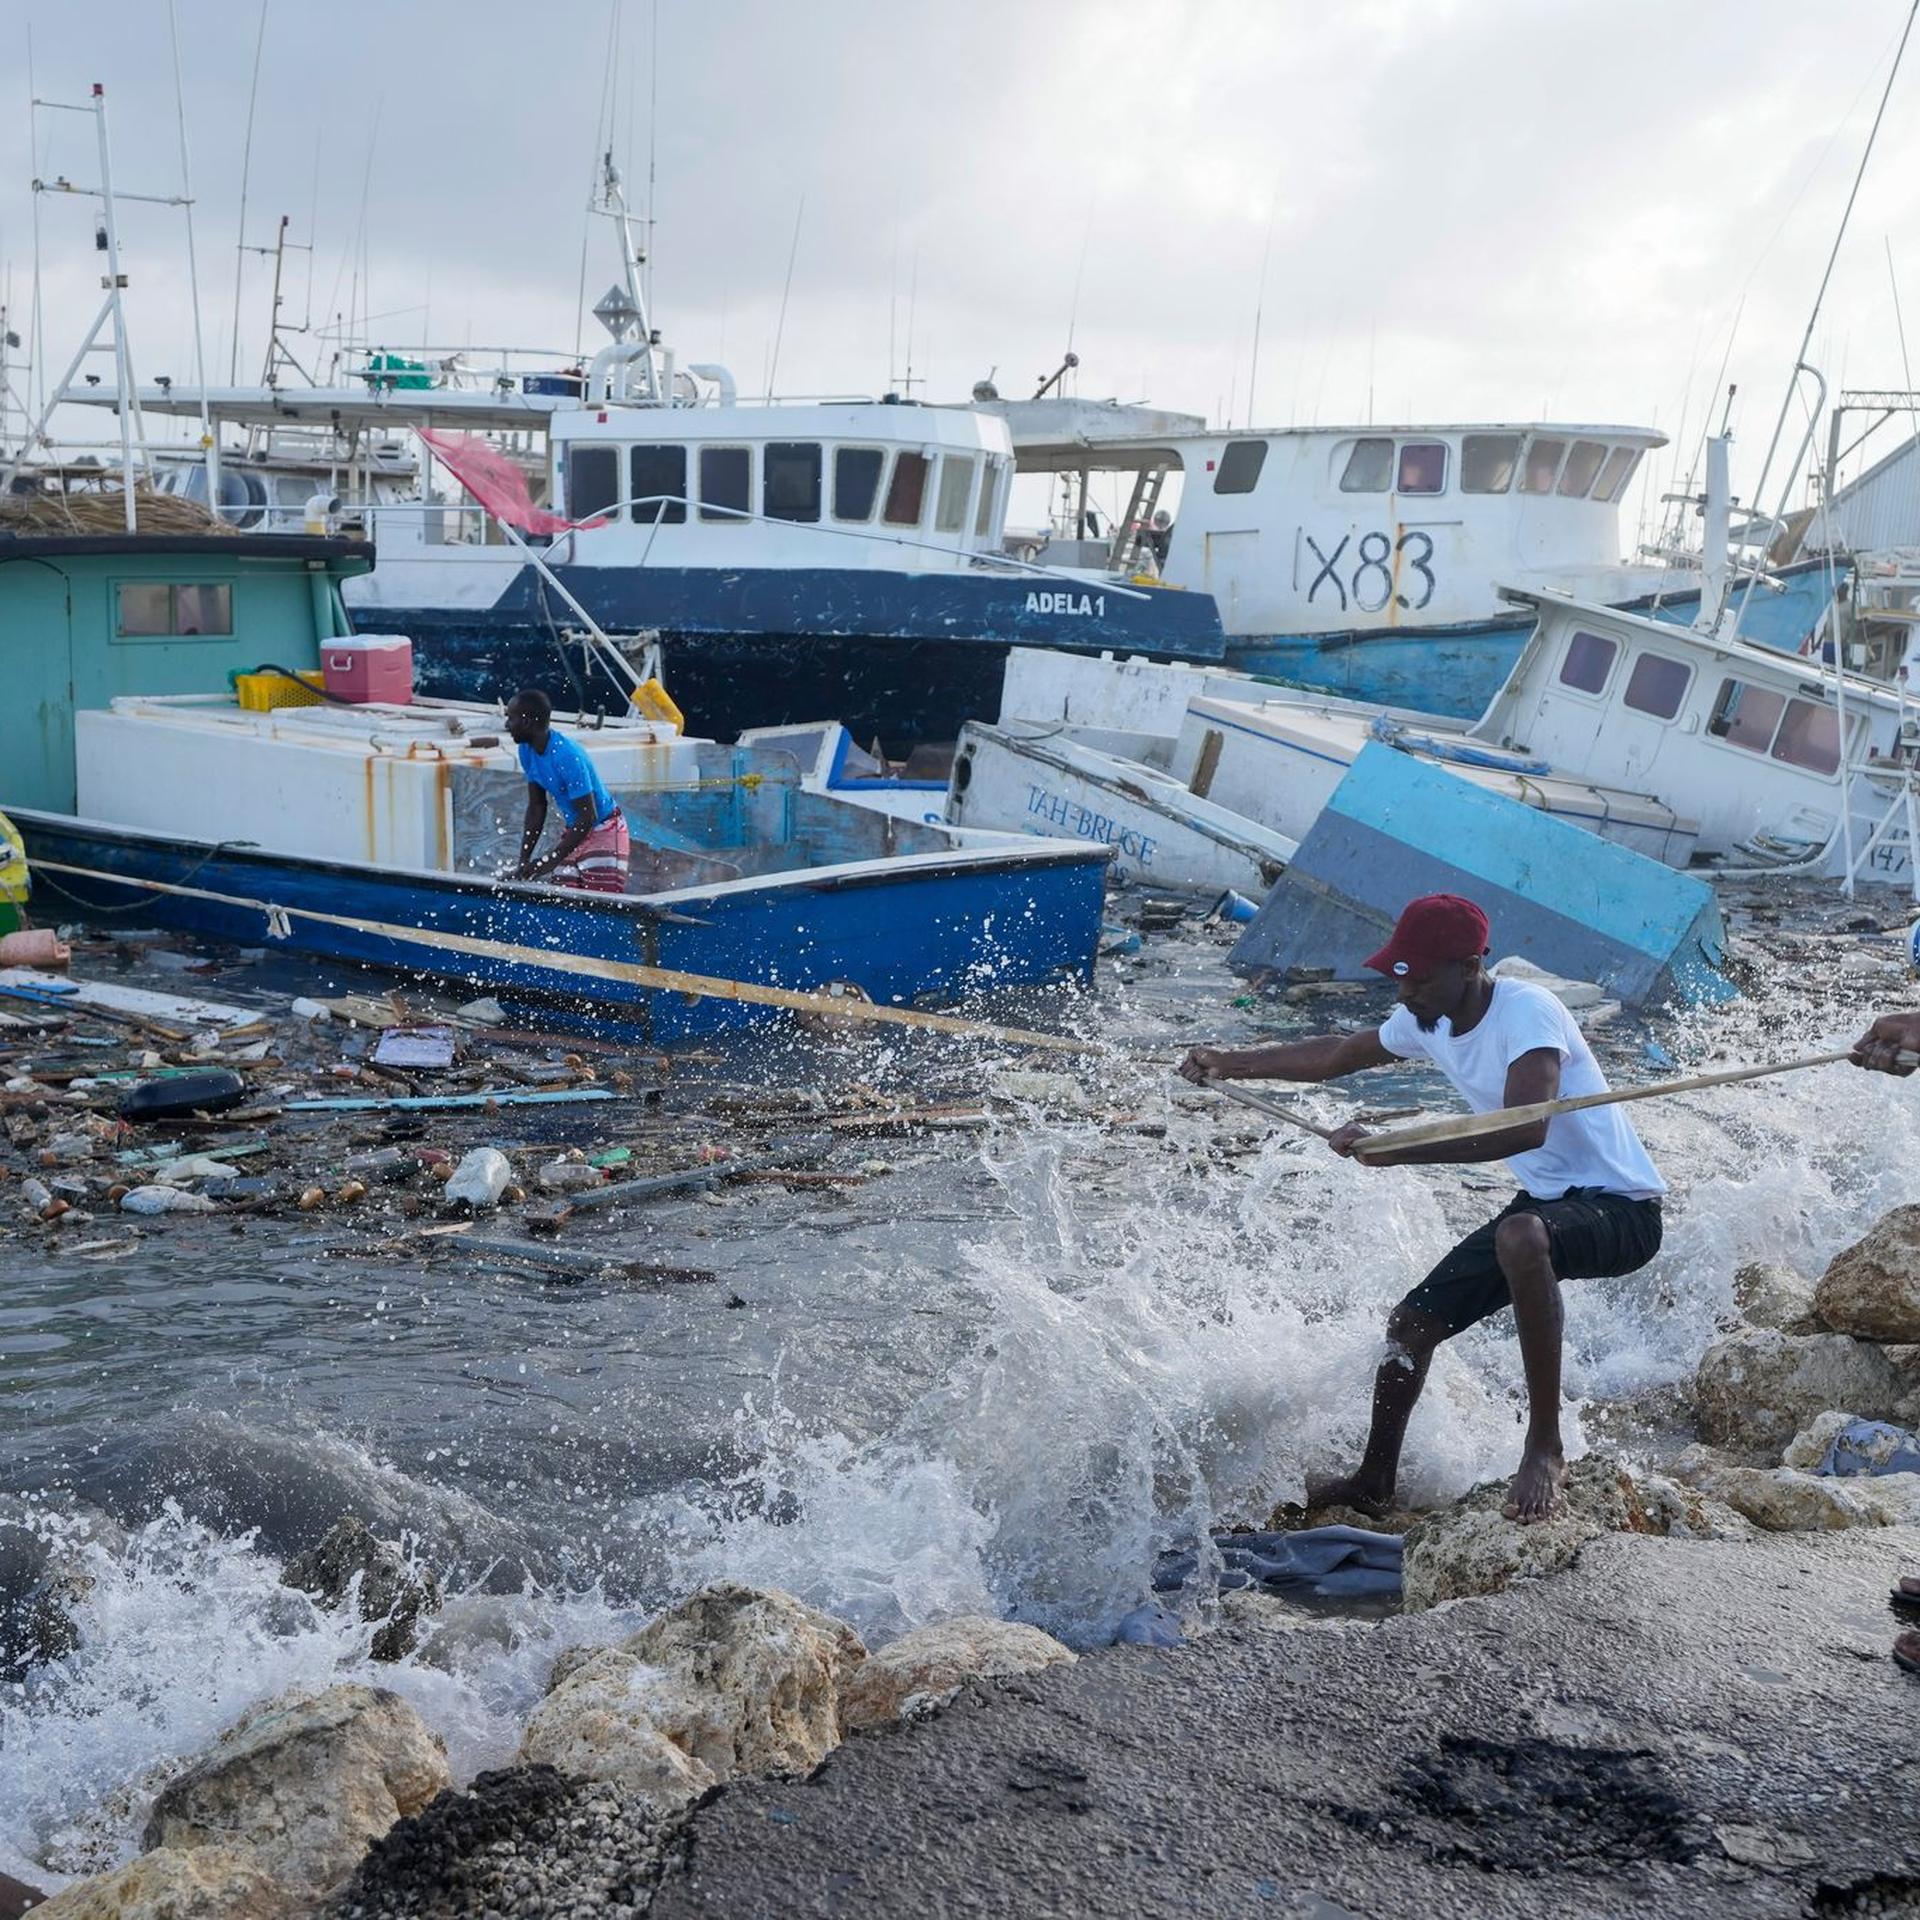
[{"xmin": 235, "ymin": 668, "xmax": 325, "ymax": 711}]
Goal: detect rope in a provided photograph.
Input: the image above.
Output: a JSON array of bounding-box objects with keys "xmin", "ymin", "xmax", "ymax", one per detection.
[{"xmin": 25, "ymin": 854, "xmax": 1091, "ymax": 1054}]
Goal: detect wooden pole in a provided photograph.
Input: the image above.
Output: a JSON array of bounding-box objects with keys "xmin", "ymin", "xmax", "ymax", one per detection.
[{"xmin": 1349, "ymin": 1049, "xmax": 1904, "ymax": 1162}]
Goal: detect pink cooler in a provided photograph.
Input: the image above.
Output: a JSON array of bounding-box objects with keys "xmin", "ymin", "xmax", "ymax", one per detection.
[{"xmin": 322, "ymin": 635, "xmax": 415, "ymax": 705}]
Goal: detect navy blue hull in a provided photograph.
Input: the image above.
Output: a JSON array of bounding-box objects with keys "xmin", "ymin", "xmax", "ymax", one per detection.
[
  {"xmin": 355, "ymin": 563, "xmax": 1224, "ymax": 753},
  {"xmin": 1222, "ymin": 562, "xmax": 1842, "ymax": 719},
  {"xmin": 17, "ymin": 814, "xmax": 1108, "ymax": 1043}
]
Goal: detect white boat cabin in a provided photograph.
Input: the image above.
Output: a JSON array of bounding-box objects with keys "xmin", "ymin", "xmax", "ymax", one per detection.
[
  {"xmin": 996, "ymin": 400, "xmax": 1678, "ymax": 638},
  {"xmin": 547, "ymin": 398, "xmax": 1016, "ymax": 575},
  {"xmin": 1476, "ymin": 588, "xmax": 1920, "ymax": 881}
]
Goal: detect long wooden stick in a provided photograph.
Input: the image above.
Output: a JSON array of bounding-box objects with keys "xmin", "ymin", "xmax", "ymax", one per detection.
[
  {"xmin": 1351, "ymin": 1048, "xmax": 1908, "ymax": 1162},
  {"xmin": 1201, "ymin": 1076, "xmax": 1340, "ymax": 1141}
]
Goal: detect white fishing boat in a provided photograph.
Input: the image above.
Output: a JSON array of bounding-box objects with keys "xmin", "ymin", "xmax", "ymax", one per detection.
[
  {"xmin": 984, "ymin": 646, "xmax": 1699, "ymax": 874},
  {"xmin": 60, "ymin": 155, "xmax": 1224, "ymax": 754},
  {"xmin": 992, "ymin": 399, "xmax": 1837, "ymax": 717},
  {"xmin": 943, "ymin": 722, "xmax": 1296, "ymax": 898}
]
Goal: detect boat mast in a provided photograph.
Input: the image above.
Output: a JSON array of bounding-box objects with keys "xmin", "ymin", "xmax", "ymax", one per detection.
[
  {"xmin": 593, "ymin": 148, "xmax": 659, "ymax": 402},
  {"xmin": 3, "ymin": 84, "xmax": 174, "ymax": 528}
]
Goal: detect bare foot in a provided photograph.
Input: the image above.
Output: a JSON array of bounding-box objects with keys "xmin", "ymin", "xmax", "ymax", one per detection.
[
  {"xmin": 1304, "ymin": 1471, "xmax": 1394, "ymax": 1519},
  {"xmin": 1502, "ymin": 1446, "xmax": 1567, "ymax": 1525}
]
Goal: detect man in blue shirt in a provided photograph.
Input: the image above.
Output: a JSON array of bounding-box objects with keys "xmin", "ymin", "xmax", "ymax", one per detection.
[{"xmin": 504, "ymin": 689, "xmax": 629, "ymax": 892}]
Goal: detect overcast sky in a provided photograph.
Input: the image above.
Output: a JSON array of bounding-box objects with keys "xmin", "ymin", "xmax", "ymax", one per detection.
[{"xmin": 5, "ymin": 0, "xmax": 1920, "ymax": 541}]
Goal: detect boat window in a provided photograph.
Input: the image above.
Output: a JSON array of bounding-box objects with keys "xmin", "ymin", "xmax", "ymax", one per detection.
[
  {"xmin": 1772, "ymin": 697, "xmax": 1842, "ymax": 774},
  {"xmin": 974, "ymin": 457, "xmax": 1001, "ymax": 537},
  {"xmin": 1558, "ymin": 439, "xmax": 1608, "ymax": 498},
  {"xmin": 1337, "ymin": 437, "xmax": 1391, "ymax": 493},
  {"xmin": 566, "ymin": 444, "xmax": 620, "ymax": 520},
  {"xmin": 1461, "ymin": 433, "xmax": 1520, "ymax": 493},
  {"xmin": 935, "ymin": 454, "xmax": 976, "ymax": 533},
  {"xmin": 628, "ymin": 445, "xmax": 687, "ymax": 524},
  {"xmin": 1559, "ymin": 629, "xmax": 1620, "ymax": 698},
  {"xmin": 882, "ymin": 450, "xmax": 930, "ymax": 526},
  {"xmin": 1622, "ymin": 652, "xmax": 1691, "ymax": 720},
  {"xmin": 1707, "ymin": 678, "xmax": 1787, "ymax": 754},
  {"xmin": 1396, "ymin": 441, "xmax": 1448, "ymax": 495},
  {"xmin": 1559, "ymin": 629, "xmax": 1617, "ymax": 695},
  {"xmin": 1520, "ymin": 437, "xmax": 1566, "ymax": 494},
  {"xmin": 764, "ymin": 442, "xmax": 822, "ymax": 522},
  {"xmin": 1216, "ymin": 438, "xmax": 1269, "ymax": 494},
  {"xmin": 833, "ymin": 447, "xmax": 885, "ymax": 522},
  {"xmin": 116, "ymin": 582, "xmax": 233, "ymax": 638},
  {"xmin": 698, "ymin": 446, "xmax": 751, "ymax": 522},
  {"xmin": 1592, "ymin": 445, "xmax": 1640, "ymax": 503}
]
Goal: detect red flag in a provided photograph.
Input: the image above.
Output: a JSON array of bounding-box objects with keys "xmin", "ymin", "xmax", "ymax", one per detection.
[{"xmin": 415, "ymin": 427, "xmax": 608, "ymax": 537}]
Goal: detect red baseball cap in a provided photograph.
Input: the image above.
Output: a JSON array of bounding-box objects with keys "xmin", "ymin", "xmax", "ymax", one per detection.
[{"xmin": 1363, "ymin": 894, "xmax": 1490, "ymax": 979}]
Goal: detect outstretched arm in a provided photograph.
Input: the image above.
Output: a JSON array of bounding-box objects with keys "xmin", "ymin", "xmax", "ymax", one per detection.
[{"xmin": 1178, "ymin": 1029, "xmax": 1395, "ymax": 1085}]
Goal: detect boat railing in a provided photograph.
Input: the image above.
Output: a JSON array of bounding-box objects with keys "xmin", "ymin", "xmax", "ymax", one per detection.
[{"xmin": 349, "ymin": 493, "xmax": 1153, "ymax": 597}]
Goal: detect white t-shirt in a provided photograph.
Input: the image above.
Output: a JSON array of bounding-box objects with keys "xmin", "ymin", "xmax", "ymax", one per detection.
[{"xmin": 1378, "ymin": 977, "xmax": 1666, "ymax": 1200}]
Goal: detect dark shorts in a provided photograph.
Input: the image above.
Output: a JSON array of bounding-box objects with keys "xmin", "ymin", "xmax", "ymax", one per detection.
[{"xmin": 1398, "ymin": 1188, "xmax": 1664, "ymax": 1338}]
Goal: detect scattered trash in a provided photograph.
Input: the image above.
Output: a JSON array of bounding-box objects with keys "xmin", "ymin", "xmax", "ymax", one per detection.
[
  {"xmin": 444, "ymin": 1147, "xmax": 512, "ymax": 1208},
  {"xmin": 118, "ymin": 1069, "xmax": 248, "ymax": 1121},
  {"xmin": 283, "ymin": 1089, "xmax": 614, "ymax": 1113},
  {"xmin": 119, "ymin": 1185, "xmax": 218, "ymax": 1215},
  {"xmin": 459, "ymin": 996, "xmax": 507, "ymax": 1025},
  {"xmin": 0, "ymin": 929, "xmax": 71, "ymax": 969},
  {"xmin": 373, "ymin": 1026, "xmax": 456, "ymax": 1071},
  {"xmin": 290, "ymin": 997, "xmax": 332, "ymax": 1022},
  {"xmin": 536, "ymin": 1159, "xmax": 606, "ymax": 1193}
]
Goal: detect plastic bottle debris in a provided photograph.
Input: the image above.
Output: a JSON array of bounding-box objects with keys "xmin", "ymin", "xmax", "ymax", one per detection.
[
  {"xmin": 289, "ymin": 997, "xmax": 332, "ymax": 1022},
  {"xmin": 537, "ymin": 1159, "xmax": 605, "ymax": 1193},
  {"xmin": 20, "ymin": 1177, "xmax": 55, "ymax": 1217},
  {"xmin": 444, "ymin": 1146, "xmax": 512, "ymax": 1208},
  {"xmin": 119, "ymin": 1185, "xmax": 218, "ymax": 1215}
]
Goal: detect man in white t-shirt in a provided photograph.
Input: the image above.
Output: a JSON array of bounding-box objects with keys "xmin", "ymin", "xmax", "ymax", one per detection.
[{"xmin": 1179, "ymin": 892, "xmax": 1665, "ymax": 1525}]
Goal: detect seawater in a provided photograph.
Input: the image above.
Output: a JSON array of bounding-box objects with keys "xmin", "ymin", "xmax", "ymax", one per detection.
[{"xmin": 2, "ymin": 926, "xmax": 1914, "ymax": 1884}]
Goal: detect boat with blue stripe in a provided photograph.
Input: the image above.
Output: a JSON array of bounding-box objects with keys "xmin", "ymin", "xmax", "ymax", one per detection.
[{"xmin": 0, "ymin": 529, "xmax": 1110, "ymax": 1041}]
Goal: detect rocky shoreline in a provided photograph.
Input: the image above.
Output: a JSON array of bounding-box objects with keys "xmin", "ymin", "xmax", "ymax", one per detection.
[{"xmin": 9, "ymin": 1201, "xmax": 1920, "ymax": 1917}]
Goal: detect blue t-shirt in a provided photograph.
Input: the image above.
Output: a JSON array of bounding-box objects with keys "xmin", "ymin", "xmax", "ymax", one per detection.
[{"xmin": 518, "ymin": 731, "xmax": 615, "ymax": 825}]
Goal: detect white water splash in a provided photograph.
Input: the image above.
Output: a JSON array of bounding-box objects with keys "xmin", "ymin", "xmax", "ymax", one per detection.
[
  {"xmin": 0, "ymin": 1502, "xmax": 642, "ymax": 1884},
  {"xmin": 8, "ymin": 956, "xmax": 1918, "ymax": 1881}
]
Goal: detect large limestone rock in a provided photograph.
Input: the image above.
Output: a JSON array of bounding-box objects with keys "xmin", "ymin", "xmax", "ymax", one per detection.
[
  {"xmin": 1626, "ymin": 1472, "xmax": 1754, "ymax": 1541},
  {"xmin": 1730, "ymin": 1261, "xmax": 1817, "ymax": 1333},
  {"xmin": 30, "ymin": 1846, "xmax": 287, "ymax": 1918},
  {"xmin": 142, "ymin": 1684, "xmax": 448, "ymax": 1903},
  {"xmin": 281, "ymin": 1515, "xmax": 440, "ymax": 1662},
  {"xmin": 1693, "ymin": 1326, "xmax": 1916, "ymax": 1456},
  {"xmin": 839, "ymin": 1617, "xmax": 1077, "ymax": 1731},
  {"xmin": 1401, "ymin": 1456, "xmax": 1649, "ymax": 1612},
  {"xmin": 1815, "ymin": 1206, "xmax": 1920, "ymax": 1342},
  {"xmin": 623, "ymin": 1583, "xmax": 867, "ymax": 1781},
  {"xmin": 516, "ymin": 1648, "xmax": 716, "ymax": 1811},
  {"xmin": 1697, "ymin": 1466, "xmax": 1904, "ymax": 1531}
]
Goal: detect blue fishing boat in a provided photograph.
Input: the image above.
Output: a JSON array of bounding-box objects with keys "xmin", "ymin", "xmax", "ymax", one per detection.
[{"xmin": 0, "ymin": 528, "xmax": 1109, "ymax": 1040}]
